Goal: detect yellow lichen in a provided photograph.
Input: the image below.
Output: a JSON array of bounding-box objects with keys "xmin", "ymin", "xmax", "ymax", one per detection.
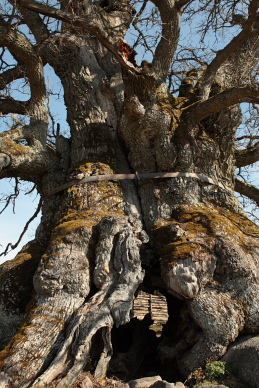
[
  {"xmin": 154, "ymin": 203, "xmax": 259, "ymax": 266},
  {"xmin": 0, "ymin": 241, "xmax": 44, "ymax": 277},
  {"xmin": 1, "ymin": 138, "xmax": 28, "ymax": 156}
]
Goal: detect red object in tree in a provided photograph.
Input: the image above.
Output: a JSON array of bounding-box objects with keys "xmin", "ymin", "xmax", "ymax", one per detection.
[{"xmin": 118, "ymin": 40, "xmax": 138, "ymax": 66}]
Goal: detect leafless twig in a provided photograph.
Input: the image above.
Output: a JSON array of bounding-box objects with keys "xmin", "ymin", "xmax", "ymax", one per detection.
[{"xmin": 0, "ymin": 197, "xmax": 42, "ymax": 257}]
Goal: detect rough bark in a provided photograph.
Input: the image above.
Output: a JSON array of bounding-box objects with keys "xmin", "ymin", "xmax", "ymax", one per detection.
[{"xmin": 1, "ymin": 0, "xmax": 259, "ymax": 387}]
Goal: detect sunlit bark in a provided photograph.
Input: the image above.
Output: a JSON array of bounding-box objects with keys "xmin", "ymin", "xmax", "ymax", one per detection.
[{"xmin": 1, "ymin": 1, "xmax": 259, "ymax": 387}]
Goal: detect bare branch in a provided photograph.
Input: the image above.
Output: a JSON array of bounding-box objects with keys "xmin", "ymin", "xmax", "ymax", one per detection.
[
  {"xmin": 184, "ymin": 84, "xmax": 259, "ymax": 124},
  {"xmin": 15, "ymin": 0, "xmax": 141, "ymax": 75},
  {"xmin": 199, "ymin": 0, "xmax": 259, "ymax": 99},
  {"xmin": 148, "ymin": 0, "xmax": 181, "ymax": 81},
  {"xmin": 0, "ymin": 95, "xmax": 28, "ymax": 115},
  {"xmin": 14, "ymin": 0, "xmax": 79, "ymax": 23},
  {"xmin": 176, "ymin": 0, "xmax": 193, "ymax": 9},
  {"xmin": 0, "ymin": 15, "xmax": 48, "ymax": 141},
  {"xmin": 235, "ymin": 177, "xmax": 259, "ymax": 206},
  {"xmin": 14, "ymin": 3, "xmax": 50, "ymax": 43},
  {"xmin": 0, "ymin": 64, "xmax": 27, "ymax": 90},
  {"xmin": 132, "ymin": 0, "xmax": 153, "ymax": 54},
  {"xmin": 0, "ymin": 177, "xmax": 20, "ymax": 215},
  {"xmin": 0, "ymin": 197, "xmax": 42, "ymax": 257},
  {"xmin": 236, "ymin": 135, "xmax": 259, "ymax": 141},
  {"xmin": 235, "ymin": 144, "xmax": 259, "ymax": 167}
]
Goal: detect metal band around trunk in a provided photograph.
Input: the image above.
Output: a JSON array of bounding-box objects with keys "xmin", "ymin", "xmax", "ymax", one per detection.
[{"xmin": 44, "ymin": 172, "xmax": 226, "ymax": 200}]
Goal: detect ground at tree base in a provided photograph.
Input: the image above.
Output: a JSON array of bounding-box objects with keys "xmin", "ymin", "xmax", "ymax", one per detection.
[
  {"xmin": 51, "ymin": 364, "xmax": 249, "ymax": 388},
  {"xmin": 2, "ymin": 0, "xmax": 259, "ymax": 386}
]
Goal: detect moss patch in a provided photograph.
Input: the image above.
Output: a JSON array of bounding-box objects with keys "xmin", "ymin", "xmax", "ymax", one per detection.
[
  {"xmin": 153, "ymin": 203, "xmax": 259, "ymax": 268},
  {"xmin": 189, "ymin": 361, "xmax": 250, "ymax": 388},
  {"xmin": 1, "ymin": 137, "xmax": 29, "ymax": 156}
]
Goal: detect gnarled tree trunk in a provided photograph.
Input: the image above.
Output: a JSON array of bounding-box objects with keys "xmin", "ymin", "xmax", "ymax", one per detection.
[{"xmin": 1, "ymin": 0, "xmax": 259, "ymax": 387}]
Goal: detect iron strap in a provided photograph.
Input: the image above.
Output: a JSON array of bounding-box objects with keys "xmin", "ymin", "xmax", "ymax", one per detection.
[{"xmin": 44, "ymin": 172, "xmax": 226, "ymax": 200}]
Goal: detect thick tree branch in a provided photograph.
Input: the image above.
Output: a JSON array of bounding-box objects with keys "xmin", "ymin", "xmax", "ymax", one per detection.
[
  {"xmin": 14, "ymin": 0, "xmax": 82, "ymax": 23},
  {"xmin": 199, "ymin": 0, "xmax": 259, "ymax": 99},
  {"xmin": 149, "ymin": 0, "xmax": 181, "ymax": 81},
  {"xmin": 0, "ymin": 15, "xmax": 48, "ymax": 142},
  {"xmin": 220, "ymin": 35, "xmax": 259, "ymax": 89},
  {"xmin": 235, "ymin": 177, "xmax": 259, "ymax": 206},
  {"xmin": 184, "ymin": 84, "xmax": 259, "ymax": 124},
  {"xmin": 15, "ymin": 0, "xmax": 139, "ymax": 75},
  {"xmin": 0, "ymin": 64, "xmax": 27, "ymax": 90},
  {"xmin": 0, "ymin": 23, "xmax": 45, "ymax": 103},
  {"xmin": 7, "ymin": 0, "xmax": 50, "ymax": 42},
  {"xmin": 14, "ymin": 5, "xmax": 50, "ymax": 43},
  {"xmin": 235, "ymin": 144, "xmax": 259, "ymax": 168},
  {"xmin": 0, "ymin": 96, "xmax": 28, "ymax": 115},
  {"xmin": 0, "ymin": 127, "xmax": 54, "ymax": 182}
]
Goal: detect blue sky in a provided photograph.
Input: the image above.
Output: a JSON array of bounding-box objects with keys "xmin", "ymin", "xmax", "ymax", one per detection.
[
  {"xmin": 0, "ymin": 180, "xmax": 40, "ymax": 263},
  {"xmin": 0, "ymin": 65, "xmax": 67, "ymax": 263}
]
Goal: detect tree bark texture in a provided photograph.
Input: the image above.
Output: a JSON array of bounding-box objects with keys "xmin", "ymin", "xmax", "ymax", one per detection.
[{"xmin": 1, "ymin": 1, "xmax": 259, "ymax": 387}]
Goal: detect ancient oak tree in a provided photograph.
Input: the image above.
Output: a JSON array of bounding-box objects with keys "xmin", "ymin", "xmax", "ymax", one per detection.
[{"xmin": 1, "ymin": 0, "xmax": 259, "ymax": 386}]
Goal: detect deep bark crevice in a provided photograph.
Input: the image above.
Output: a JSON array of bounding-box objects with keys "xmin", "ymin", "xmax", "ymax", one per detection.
[{"xmin": 109, "ymin": 315, "xmax": 161, "ymax": 381}]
